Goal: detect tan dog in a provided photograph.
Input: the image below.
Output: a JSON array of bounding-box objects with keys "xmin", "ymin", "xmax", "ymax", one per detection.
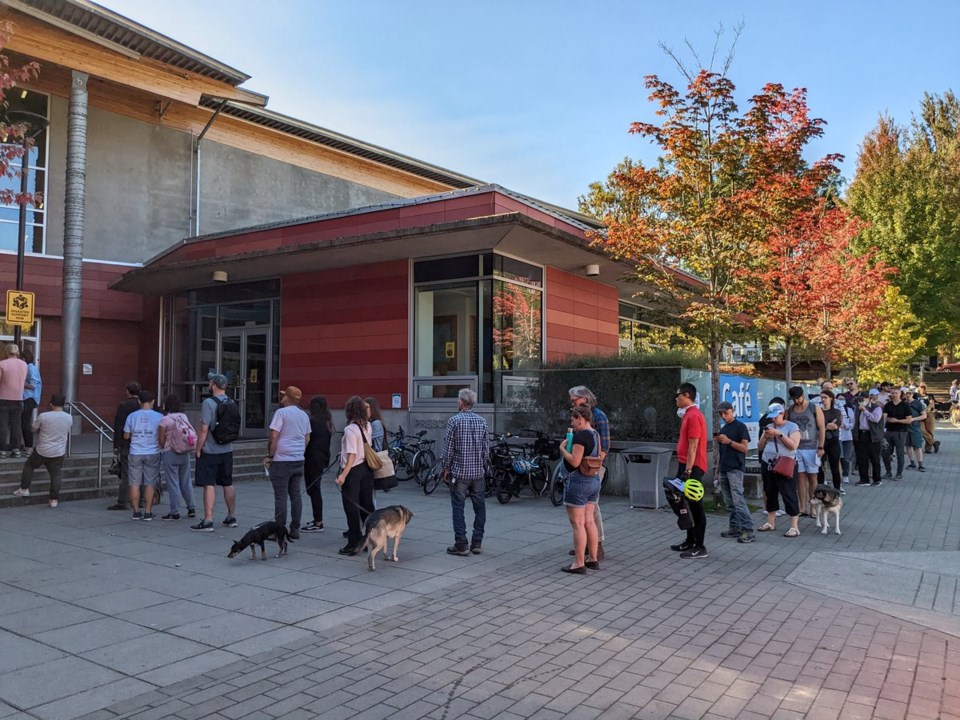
[
  {"xmin": 812, "ymin": 484, "xmax": 842, "ymax": 535},
  {"xmin": 361, "ymin": 505, "xmax": 414, "ymax": 570}
]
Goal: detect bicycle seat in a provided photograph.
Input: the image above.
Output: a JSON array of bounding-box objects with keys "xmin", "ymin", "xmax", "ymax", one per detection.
[{"xmin": 416, "ymin": 430, "xmax": 428, "ymax": 438}]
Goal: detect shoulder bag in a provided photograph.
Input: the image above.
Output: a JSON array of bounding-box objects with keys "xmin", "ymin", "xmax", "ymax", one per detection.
[
  {"xmin": 770, "ymin": 435, "xmax": 796, "ymax": 478},
  {"xmin": 358, "ymin": 423, "xmax": 384, "ymax": 471},
  {"xmin": 578, "ymin": 430, "xmax": 604, "ymax": 477}
]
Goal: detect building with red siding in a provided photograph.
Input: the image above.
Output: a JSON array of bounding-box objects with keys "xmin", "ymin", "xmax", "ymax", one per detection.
[{"xmin": 3, "ymin": 2, "xmax": 659, "ymax": 438}]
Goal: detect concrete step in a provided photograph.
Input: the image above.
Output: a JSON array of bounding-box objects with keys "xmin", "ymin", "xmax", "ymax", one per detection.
[{"xmin": 0, "ymin": 443, "xmax": 277, "ymax": 508}]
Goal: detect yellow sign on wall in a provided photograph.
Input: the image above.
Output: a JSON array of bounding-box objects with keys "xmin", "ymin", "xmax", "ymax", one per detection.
[{"xmin": 6, "ymin": 290, "xmax": 35, "ymax": 327}]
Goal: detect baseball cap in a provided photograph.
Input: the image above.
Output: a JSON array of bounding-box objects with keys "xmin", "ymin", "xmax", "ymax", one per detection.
[
  {"xmin": 717, "ymin": 401, "xmax": 734, "ymax": 412},
  {"xmin": 208, "ymin": 372, "xmax": 229, "ymax": 389},
  {"xmin": 767, "ymin": 403, "xmax": 785, "ymax": 418},
  {"xmin": 283, "ymin": 386, "xmax": 302, "ymax": 403},
  {"xmin": 788, "ymin": 386, "xmax": 804, "ymax": 399},
  {"xmin": 868, "ymin": 388, "xmax": 880, "ymax": 396}
]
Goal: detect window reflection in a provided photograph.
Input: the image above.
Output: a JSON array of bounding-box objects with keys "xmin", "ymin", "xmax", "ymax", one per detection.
[{"xmin": 0, "ymin": 89, "xmax": 48, "ymax": 254}]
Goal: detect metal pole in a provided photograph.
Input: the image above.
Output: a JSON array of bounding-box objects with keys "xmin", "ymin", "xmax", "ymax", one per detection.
[
  {"xmin": 62, "ymin": 71, "xmax": 89, "ymax": 404},
  {"xmin": 13, "ymin": 141, "xmax": 28, "ymax": 348},
  {"xmin": 97, "ymin": 431, "xmax": 103, "ymax": 488}
]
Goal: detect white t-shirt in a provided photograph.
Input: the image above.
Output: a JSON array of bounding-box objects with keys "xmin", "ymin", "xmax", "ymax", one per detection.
[
  {"xmin": 269, "ymin": 405, "xmax": 310, "ymax": 462},
  {"xmin": 33, "ymin": 410, "xmax": 73, "ymax": 458},
  {"xmin": 341, "ymin": 422, "xmax": 372, "ymax": 468},
  {"xmin": 123, "ymin": 409, "xmax": 163, "ymax": 456}
]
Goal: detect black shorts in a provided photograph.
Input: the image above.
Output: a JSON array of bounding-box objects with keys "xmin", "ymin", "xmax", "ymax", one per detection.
[{"xmin": 195, "ymin": 451, "xmax": 233, "ymax": 487}]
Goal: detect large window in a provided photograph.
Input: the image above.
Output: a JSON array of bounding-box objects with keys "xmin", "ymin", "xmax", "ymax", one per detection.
[
  {"xmin": 414, "ymin": 254, "xmax": 542, "ymax": 404},
  {"xmin": 0, "ymin": 89, "xmax": 49, "ymax": 254}
]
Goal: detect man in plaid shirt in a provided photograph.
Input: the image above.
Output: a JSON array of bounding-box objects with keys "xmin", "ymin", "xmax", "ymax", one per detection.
[{"xmin": 442, "ymin": 388, "xmax": 489, "ymax": 556}]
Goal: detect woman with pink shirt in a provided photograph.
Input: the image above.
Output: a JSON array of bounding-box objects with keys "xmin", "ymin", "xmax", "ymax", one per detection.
[{"xmin": 0, "ymin": 344, "xmax": 28, "ymax": 458}]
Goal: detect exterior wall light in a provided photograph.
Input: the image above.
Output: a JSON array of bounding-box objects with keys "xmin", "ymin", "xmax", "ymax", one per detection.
[
  {"xmin": 212, "ymin": 270, "xmax": 228, "ymax": 283},
  {"xmin": 584, "ymin": 264, "xmax": 600, "ymax": 277}
]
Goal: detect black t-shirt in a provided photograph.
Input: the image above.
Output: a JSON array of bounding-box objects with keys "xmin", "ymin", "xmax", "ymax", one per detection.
[
  {"xmin": 884, "ymin": 400, "xmax": 911, "ymax": 432},
  {"xmin": 822, "ymin": 407, "xmax": 843, "ymax": 441},
  {"xmin": 717, "ymin": 419, "xmax": 749, "ymax": 471},
  {"xmin": 563, "ymin": 428, "xmax": 597, "ymax": 472}
]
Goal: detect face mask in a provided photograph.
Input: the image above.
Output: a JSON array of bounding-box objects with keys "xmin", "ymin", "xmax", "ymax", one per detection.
[{"xmin": 676, "ymin": 406, "xmax": 688, "ymax": 419}]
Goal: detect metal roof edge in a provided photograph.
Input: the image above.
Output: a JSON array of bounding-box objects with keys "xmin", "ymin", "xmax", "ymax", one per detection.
[{"xmin": 25, "ymin": 0, "xmax": 252, "ymax": 85}]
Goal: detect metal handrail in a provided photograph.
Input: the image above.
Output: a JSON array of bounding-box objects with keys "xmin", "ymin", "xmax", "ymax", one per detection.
[{"xmin": 65, "ymin": 401, "xmax": 114, "ymax": 489}]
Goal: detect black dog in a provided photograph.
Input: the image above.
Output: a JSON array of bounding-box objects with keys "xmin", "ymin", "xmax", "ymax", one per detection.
[{"xmin": 227, "ymin": 521, "xmax": 292, "ymax": 560}]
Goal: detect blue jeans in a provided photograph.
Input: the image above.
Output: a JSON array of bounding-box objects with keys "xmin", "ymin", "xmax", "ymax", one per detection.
[
  {"xmin": 162, "ymin": 450, "xmax": 194, "ymax": 514},
  {"xmin": 450, "ymin": 476, "xmax": 486, "ymax": 547},
  {"xmin": 718, "ymin": 469, "xmax": 753, "ymax": 532}
]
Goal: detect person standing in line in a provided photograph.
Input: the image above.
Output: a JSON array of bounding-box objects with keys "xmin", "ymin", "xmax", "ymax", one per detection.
[
  {"xmin": 672, "ymin": 383, "xmax": 709, "ymax": 559},
  {"xmin": 0, "ymin": 344, "xmax": 28, "ymax": 458},
  {"xmin": 756, "ymin": 403, "xmax": 802, "ymax": 537},
  {"xmin": 785, "ymin": 385, "xmax": 825, "ymax": 517},
  {"xmin": 903, "ymin": 388, "xmax": 927, "ymax": 472},
  {"xmin": 715, "ymin": 401, "xmax": 753, "ymax": 543},
  {"xmin": 301, "ymin": 395, "xmax": 333, "ymax": 533},
  {"xmin": 855, "ymin": 390, "xmax": 884, "ymax": 487},
  {"xmin": 837, "ymin": 393, "xmax": 856, "ymax": 484},
  {"xmin": 818, "ymin": 390, "xmax": 844, "ymax": 491},
  {"xmin": 335, "ymin": 395, "xmax": 375, "ymax": 555},
  {"xmin": 108, "ymin": 381, "xmax": 141, "ymax": 511},
  {"xmin": 441, "ymin": 388, "xmax": 489, "ymax": 557},
  {"xmin": 156, "ymin": 394, "xmax": 196, "ymax": 520},
  {"xmin": 123, "ymin": 391, "xmax": 164, "ymax": 521},
  {"xmin": 20, "ymin": 349, "xmax": 41, "ymax": 454},
  {"xmin": 266, "ymin": 386, "xmax": 310, "ymax": 539},
  {"xmin": 366, "ymin": 396, "xmax": 386, "ymax": 451},
  {"xmin": 568, "ymin": 386, "xmax": 610, "ymax": 561},
  {"xmin": 557, "ymin": 404, "xmax": 601, "ymax": 573},
  {"xmin": 191, "ymin": 373, "xmax": 238, "ymax": 532},
  {"xmin": 12, "ymin": 394, "xmax": 73, "ymax": 507},
  {"xmin": 916, "ymin": 383, "xmax": 939, "ymax": 454},
  {"xmin": 882, "ymin": 386, "xmax": 911, "ymax": 480}
]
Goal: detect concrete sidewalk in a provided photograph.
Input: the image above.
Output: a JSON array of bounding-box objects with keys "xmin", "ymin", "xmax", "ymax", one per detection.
[{"xmin": 2, "ymin": 426, "xmax": 960, "ymax": 720}]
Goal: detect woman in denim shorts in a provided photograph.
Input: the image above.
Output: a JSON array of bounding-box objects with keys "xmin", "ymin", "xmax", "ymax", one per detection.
[{"xmin": 557, "ymin": 405, "xmax": 601, "ymax": 574}]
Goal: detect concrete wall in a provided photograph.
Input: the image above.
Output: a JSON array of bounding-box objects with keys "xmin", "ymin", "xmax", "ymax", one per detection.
[
  {"xmin": 44, "ymin": 97, "xmax": 400, "ymax": 263},
  {"xmin": 198, "ymin": 142, "xmax": 397, "ymax": 236}
]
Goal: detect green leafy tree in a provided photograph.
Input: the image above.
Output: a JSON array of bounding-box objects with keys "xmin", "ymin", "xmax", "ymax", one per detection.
[{"xmin": 847, "ymin": 92, "xmax": 960, "ymax": 351}]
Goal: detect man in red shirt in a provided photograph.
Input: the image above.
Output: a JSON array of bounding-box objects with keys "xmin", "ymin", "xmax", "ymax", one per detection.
[{"xmin": 673, "ymin": 382, "xmax": 709, "ymax": 559}]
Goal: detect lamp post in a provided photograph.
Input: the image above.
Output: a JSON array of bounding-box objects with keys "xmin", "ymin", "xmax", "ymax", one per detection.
[{"xmin": 6, "ymin": 110, "xmax": 48, "ymax": 348}]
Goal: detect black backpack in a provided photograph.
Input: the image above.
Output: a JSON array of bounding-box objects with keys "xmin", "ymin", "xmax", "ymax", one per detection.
[{"xmin": 211, "ymin": 396, "xmax": 241, "ymax": 444}]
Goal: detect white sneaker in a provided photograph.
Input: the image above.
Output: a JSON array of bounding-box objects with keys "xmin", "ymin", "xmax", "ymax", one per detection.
[
  {"xmin": 775, "ymin": 509, "xmax": 785, "ymax": 517},
  {"xmin": 12, "ymin": 487, "xmax": 29, "ymax": 497},
  {"xmin": 49, "ymin": 499, "xmax": 58, "ymax": 508},
  {"xmin": 842, "ymin": 476, "xmax": 850, "ymax": 484}
]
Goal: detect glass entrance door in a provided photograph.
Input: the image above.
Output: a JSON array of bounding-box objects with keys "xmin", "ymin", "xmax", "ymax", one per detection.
[{"xmin": 218, "ymin": 328, "xmax": 271, "ymax": 438}]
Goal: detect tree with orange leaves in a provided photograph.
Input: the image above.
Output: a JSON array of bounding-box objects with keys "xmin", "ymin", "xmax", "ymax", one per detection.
[
  {"xmin": 0, "ymin": 20, "xmax": 41, "ymax": 205},
  {"xmin": 582, "ymin": 66, "xmax": 840, "ymax": 413}
]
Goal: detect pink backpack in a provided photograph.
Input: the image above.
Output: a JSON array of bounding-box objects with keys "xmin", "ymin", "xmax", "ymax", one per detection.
[{"xmin": 167, "ymin": 413, "xmax": 197, "ymax": 454}]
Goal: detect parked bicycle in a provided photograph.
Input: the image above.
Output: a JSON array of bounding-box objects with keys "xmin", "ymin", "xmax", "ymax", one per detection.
[
  {"xmin": 387, "ymin": 425, "xmax": 436, "ymax": 485},
  {"xmin": 486, "ymin": 431, "xmax": 552, "ymax": 504}
]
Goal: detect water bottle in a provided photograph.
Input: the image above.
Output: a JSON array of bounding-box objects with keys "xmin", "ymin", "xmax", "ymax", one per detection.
[{"xmin": 565, "ymin": 427, "xmax": 574, "ymax": 452}]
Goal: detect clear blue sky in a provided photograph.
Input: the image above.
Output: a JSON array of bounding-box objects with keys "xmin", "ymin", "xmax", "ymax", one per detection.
[{"xmin": 106, "ymin": 0, "xmax": 958, "ymax": 209}]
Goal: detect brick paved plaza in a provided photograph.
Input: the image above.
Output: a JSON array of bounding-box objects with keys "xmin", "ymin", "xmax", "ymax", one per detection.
[{"xmin": 2, "ymin": 427, "xmax": 960, "ymax": 720}]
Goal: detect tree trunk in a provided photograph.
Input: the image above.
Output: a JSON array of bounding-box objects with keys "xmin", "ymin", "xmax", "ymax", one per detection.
[
  {"xmin": 709, "ymin": 340, "xmax": 721, "ymax": 488},
  {"xmin": 823, "ymin": 350, "xmax": 832, "ymax": 381},
  {"xmin": 784, "ymin": 337, "xmax": 793, "ymax": 388}
]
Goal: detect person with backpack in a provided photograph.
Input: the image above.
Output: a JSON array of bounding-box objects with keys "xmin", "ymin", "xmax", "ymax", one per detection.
[
  {"xmin": 157, "ymin": 394, "xmax": 197, "ymax": 521},
  {"xmin": 191, "ymin": 372, "xmax": 239, "ymax": 532}
]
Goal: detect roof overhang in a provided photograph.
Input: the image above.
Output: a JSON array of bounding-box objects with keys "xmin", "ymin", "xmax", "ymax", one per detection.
[{"xmin": 111, "ymin": 213, "xmax": 632, "ymax": 296}]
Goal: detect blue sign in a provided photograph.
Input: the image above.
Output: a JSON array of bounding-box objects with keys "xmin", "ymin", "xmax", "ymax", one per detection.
[{"xmin": 719, "ymin": 374, "xmax": 758, "ymax": 422}]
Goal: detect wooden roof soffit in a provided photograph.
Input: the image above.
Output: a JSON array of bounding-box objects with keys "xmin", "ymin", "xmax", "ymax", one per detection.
[{"xmin": 0, "ymin": 7, "xmax": 266, "ymax": 108}]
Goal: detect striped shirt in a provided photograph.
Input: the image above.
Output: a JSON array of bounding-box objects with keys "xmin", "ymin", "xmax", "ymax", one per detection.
[{"xmin": 441, "ymin": 410, "xmax": 489, "ymax": 480}]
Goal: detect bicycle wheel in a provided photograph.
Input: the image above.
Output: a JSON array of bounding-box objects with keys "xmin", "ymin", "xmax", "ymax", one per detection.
[
  {"xmin": 393, "ymin": 448, "xmax": 414, "ymax": 481},
  {"xmin": 550, "ymin": 463, "xmax": 566, "ymax": 507},
  {"xmin": 496, "ymin": 472, "xmax": 514, "ymax": 504},
  {"xmin": 412, "ymin": 449, "xmax": 436, "ymax": 486},
  {"xmin": 423, "ymin": 458, "xmax": 443, "ymax": 495},
  {"xmin": 529, "ymin": 458, "xmax": 549, "ymax": 497}
]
